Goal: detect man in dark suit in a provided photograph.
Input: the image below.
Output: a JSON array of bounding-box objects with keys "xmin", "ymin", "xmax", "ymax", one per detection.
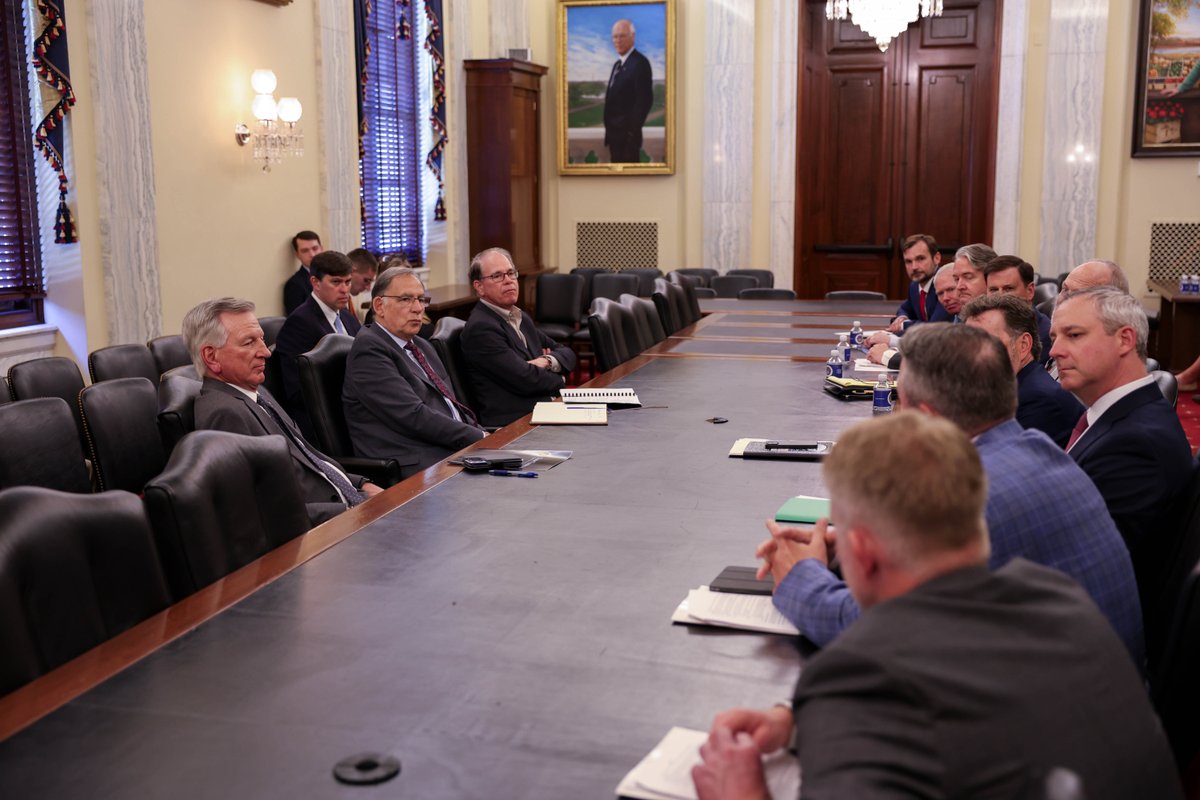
[
  {"xmin": 283, "ymin": 230, "xmax": 322, "ymax": 315},
  {"xmin": 983, "ymin": 254, "xmax": 1052, "ymax": 365},
  {"xmin": 887, "ymin": 233, "xmax": 943, "ymax": 332},
  {"xmin": 603, "ymin": 19, "xmax": 653, "ymax": 163},
  {"xmin": 343, "ymin": 267, "xmax": 486, "ymax": 478},
  {"xmin": 182, "ymin": 297, "xmax": 381, "ymax": 526},
  {"xmin": 1052, "ymin": 286, "xmax": 1195, "ymax": 637},
  {"xmin": 962, "ymin": 292, "xmax": 1083, "ymax": 447},
  {"xmin": 868, "ymin": 264, "xmax": 960, "ymax": 366},
  {"xmin": 275, "ymin": 250, "xmax": 362, "ymax": 438},
  {"xmin": 460, "ymin": 248, "xmax": 577, "ymax": 427},
  {"xmin": 693, "ymin": 412, "xmax": 1181, "ymax": 800}
]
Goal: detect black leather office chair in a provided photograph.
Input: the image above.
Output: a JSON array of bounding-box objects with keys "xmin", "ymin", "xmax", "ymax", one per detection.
[
  {"xmin": 739, "ymin": 288, "xmax": 796, "ymax": 300},
  {"xmin": 711, "ymin": 275, "xmax": 759, "ymax": 298},
  {"xmin": 80, "ymin": 377, "xmax": 167, "ymax": 493},
  {"xmin": 1153, "ymin": 558, "xmax": 1200, "ymax": 767},
  {"xmin": 587, "ymin": 300, "xmax": 631, "ymax": 373},
  {"xmin": 693, "ymin": 286, "xmax": 717, "ymax": 298},
  {"xmin": 143, "ymin": 430, "xmax": 311, "ymax": 600},
  {"xmin": 0, "ymin": 377, "xmax": 9, "ymax": 402},
  {"xmin": 7, "ymin": 356, "xmax": 88, "ymax": 449},
  {"xmin": 652, "ymin": 282, "xmax": 683, "ymax": 335},
  {"xmin": 621, "ymin": 268, "xmax": 663, "ymax": 297},
  {"xmin": 296, "ymin": 334, "xmax": 403, "ymax": 487},
  {"xmin": 826, "ymin": 290, "xmax": 887, "ymax": 301},
  {"xmin": 670, "ymin": 272, "xmax": 704, "ymax": 289},
  {"xmin": 673, "ymin": 268, "xmax": 718, "ymax": 287},
  {"xmin": 728, "ymin": 269, "xmax": 775, "ymax": 289},
  {"xmin": 666, "ymin": 272, "xmax": 703, "ymax": 323},
  {"xmin": 261, "ymin": 345, "xmax": 286, "ymax": 402},
  {"xmin": 147, "ymin": 335, "xmax": 191, "ymax": 376},
  {"xmin": 160, "ymin": 364, "xmax": 200, "ymax": 382},
  {"xmin": 259, "ymin": 315, "xmax": 287, "ymax": 348},
  {"xmin": 88, "ymin": 344, "xmax": 159, "ymax": 384},
  {"xmin": 0, "ymin": 486, "xmax": 171, "ymax": 696},
  {"xmin": 157, "ymin": 373, "xmax": 202, "ymax": 455},
  {"xmin": 1033, "ymin": 282, "xmax": 1059, "ymax": 306},
  {"xmin": 429, "ymin": 317, "xmax": 475, "ymax": 409},
  {"xmin": 535, "ymin": 273, "xmax": 584, "ymax": 342},
  {"xmin": 1147, "ymin": 464, "xmax": 1200, "ymax": 675},
  {"xmin": 1152, "ymin": 369, "xmax": 1179, "ymax": 407},
  {"xmin": 570, "ymin": 267, "xmax": 608, "ymax": 321},
  {"xmin": 592, "ymin": 272, "xmax": 641, "ymax": 303},
  {"xmin": 1036, "ymin": 297, "xmax": 1057, "ymax": 317},
  {"xmin": 1145, "ymin": 357, "xmax": 1160, "ymax": 372},
  {"xmin": 620, "ymin": 293, "xmax": 667, "ymax": 346},
  {"xmin": 0, "ymin": 398, "xmax": 91, "ymax": 493}
]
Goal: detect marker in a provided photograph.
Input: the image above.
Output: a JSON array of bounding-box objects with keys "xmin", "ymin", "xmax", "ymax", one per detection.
[{"xmin": 489, "ymin": 469, "xmax": 538, "ymax": 478}]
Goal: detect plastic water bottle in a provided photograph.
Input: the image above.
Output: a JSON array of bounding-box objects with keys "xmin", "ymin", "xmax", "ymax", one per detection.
[
  {"xmin": 872, "ymin": 373, "xmax": 894, "ymax": 416},
  {"xmin": 850, "ymin": 320, "xmax": 864, "ymax": 348},
  {"xmin": 839, "ymin": 333, "xmax": 853, "ymax": 364},
  {"xmin": 1192, "ymin": 274, "xmax": 1200, "ymax": 294},
  {"xmin": 1181, "ymin": 274, "xmax": 1191, "ymax": 295},
  {"xmin": 826, "ymin": 348, "xmax": 844, "ymax": 379}
]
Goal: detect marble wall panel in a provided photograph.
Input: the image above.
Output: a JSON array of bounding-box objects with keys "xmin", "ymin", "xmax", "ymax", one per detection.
[
  {"xmin": 489, "ymin": 0, "xmax": 530, "ymax": 57},
  {"xmin": 768, "ymin": 0, "xmax": 798, "ymax": 289},
  {"xmin": 85, "ymin": 0, "xmax": 162, "ymax": 343},
  {"xmin": 991, "ymin": 0, "xmax": 1027, "ymax": 254},
  {"xmin": 316, "ymin": 0, "xmax": 360, "ymax": 251}
]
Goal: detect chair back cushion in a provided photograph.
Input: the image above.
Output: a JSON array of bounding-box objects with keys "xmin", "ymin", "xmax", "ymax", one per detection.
[
  {"xmin": 652, "ymin": 279, "xmax": 683, "ymax": 335},
  {"xmin": 673, "ymin": 268, "xmax": 719, "ymax": 287},
  {"xmin": 587, "ymin": 299, "xmax": 630, "ymax": 373},
  {"xmin": 621, "ymin": 268, "xmax": 663, "ymax": 296},
  {"xmin": 592, "ymin": 272, "xmax": 642, "ymax": 303},
  {"xmin": 727, "ymin": 269, "xmax": 775, "ymax": 288},
  {"xmin": 88, "ymin": 344, "xmax": 159, "ymax": 385},
  {"xmin": 536, "ymin": 274, "xmax": 585, "ymax": 326},
  {"xmin": 0, "ymin": 398, "xmax": 90, "ymax": 493},
  {"xmin": 157, "ymin": 374, "xmax": 202, "ymax": 455},
  {"xmin": 711, "ymin": 274, "xmax": 760, "ymax": 298},
  {"xmin": 7, "ymin": 356, "xmax": 87, "ymax": 446},
  {"xmin": 296, "ymin": 333, "xmax": 356, "ymax": 458},
  {"xmin": 430, "ymin": 317, "xmax": 475, "ymax": 408},
  {"xmin": 80, "ymin": 378, "xmax": 167, "ymax": 493},
  {"xmin": 620, "ymin": 293, "xmax": 667, "ymax": 346},
  {"xmin": 147, "ymin": 335, "xmax": 191, "ymax": 375},
  {"xmin": 259, "ymin": 316, "xmax": 287, "ymax": 348},
  {"xmin": 739, "ymin": 288, "xmax": 796, "ymax": 300}
]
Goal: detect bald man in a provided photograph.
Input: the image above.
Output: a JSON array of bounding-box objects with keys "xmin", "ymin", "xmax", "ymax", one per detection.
[
  {"xmin": 1062, "ymin": 259, "xmax": 1130, "ymax": 294},
  {"xmin": 603, "ymin": 18, "xmax": 653, "ymax": 163}
]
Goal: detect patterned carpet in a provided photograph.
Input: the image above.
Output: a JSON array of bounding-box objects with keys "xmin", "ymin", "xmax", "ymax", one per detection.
[{"xmin": 1177, "ymin": 389, "xmax": 1200, "ymax": 456}]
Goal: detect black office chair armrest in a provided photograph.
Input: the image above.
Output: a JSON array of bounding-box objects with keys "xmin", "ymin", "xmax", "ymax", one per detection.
[{"xmin": 336, "ymin": 456, "xmax": 404, "ymax": 488}]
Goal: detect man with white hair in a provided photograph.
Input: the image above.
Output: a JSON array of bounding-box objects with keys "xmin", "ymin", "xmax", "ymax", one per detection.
[{"xmin": 603, "ymin": 18, "xmax": 653, "ymax": 163}]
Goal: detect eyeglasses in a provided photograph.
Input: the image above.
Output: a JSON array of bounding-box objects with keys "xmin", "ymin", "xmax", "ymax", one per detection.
[
  {"xmin": 379, "ymin": 294, "xmax": 432, "ymax": 307},
  {"xmin": 481, "ymin": 269, "xmax": 519, "ymax": 283}
]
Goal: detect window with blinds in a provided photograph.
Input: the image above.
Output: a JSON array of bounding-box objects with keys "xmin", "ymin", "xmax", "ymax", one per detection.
[
  {"xmin": 0, "ymin": 0, "xmax": 43, "ymax": 330},
  {"xmin": 360, "ymin": 2, "xmax": 424, "ymax": 266}
]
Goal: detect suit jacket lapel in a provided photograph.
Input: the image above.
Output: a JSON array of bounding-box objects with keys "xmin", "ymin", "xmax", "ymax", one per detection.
[
  {"xmin": 373, "ymin": 324, "xmax": 437, "ymax": 391},
  {"xmin": 1071, "ymin": 384, "xmax": 1154, "ymax": 461},
  {"xmin": 484, "ymin": 304, "xmax": 534, "ymax": 358}
]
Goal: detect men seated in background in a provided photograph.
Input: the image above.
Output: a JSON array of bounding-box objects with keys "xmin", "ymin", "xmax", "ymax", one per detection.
[
  {"xmin": 461, "ymin": 248, "xmax": 577, "ymax": 427},
  {"xmin": 867, "ymin": 264, "xmax": 960, "ymax": 367},
  {"xmin": 183, "ymin": 297, "xmax": 380, "ymax": 526},
  {"xmin": 693, "ymin": 414, "xmax": 1181, "ymax": 800},
  {"xmin": 962, "ymin": 293, "xmax": 1083, "ymax": 448},
  {"xmin": 343, "ymin": 266, "xmax": 486, "ymax": 478},
  {"xmin": 886, "ymin": 233, "xmax": 944, "ymax": 333},
  {"xmin": 283, "ymin": 230, "xmax": 322, "ymax": 315},
  {"xmin": 274, "ymin": 251, "xmax": 361, "ymax": 439},
  {"xmin": 346, "ymin": 248, "xmax": 379, "ymax": 323},
  {"xmin": 950, "ymin": 241, "xmax": 996, "ymax": 311},
  {"xmin": 1051, "ymin": 286, "xmax": 1195, "ymax": 640},
  {"xmin": 1062, "ymin": 258, "xmax": 1130, "ymax": 293},
  {"xmin": 760, "ymin": 324, "xmax": 1144, "ymax": 665},
  {"xmin": 983, "ymin": 254, "xmax": 1052, "ymax": 364}
]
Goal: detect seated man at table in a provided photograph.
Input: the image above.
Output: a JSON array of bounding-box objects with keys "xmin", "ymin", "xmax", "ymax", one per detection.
[
  {"xmin": 1062, "ymin": 258, "xmax": 1129, "ymax": 293},
  {"xmin": 759, "ymin": 324, "xmax": 1144, "ymax": 665},
  {"xmin": 461, "ymin": 247, "xmax": 577, "ymax": 427},
  {"xmin": 694, "ymin": 413, "xmax": 1181, "ymax": 800},
  {"xmin": 346, "ymin": 248, "xmax": 379, "ymax": 324},
  {"xmin": 983, "ymin": 254, "xmax": 1052, "ymax": 365},
  {"xmin": 867, "ymin": 264, "xmax": 960, "ymax": 364},
  {"xmin": 885, "ymin": 233, "xmax": 945, "ymax": 333},
  {"xmin": 184, "ymin": 297, "xmax": 381, "ymax": 526},
  {"xmin": 343, "ymin": 266, "xmax": 486, "ymax": 478},
  {"xmin": 962, "ymin": 293, "xmax": 1083, "ymax": 448}
]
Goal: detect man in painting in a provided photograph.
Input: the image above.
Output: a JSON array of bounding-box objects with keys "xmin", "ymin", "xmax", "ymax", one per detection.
[{"xmin": 603, "ymin": 18, "xmax": 653, "ymax": 163}]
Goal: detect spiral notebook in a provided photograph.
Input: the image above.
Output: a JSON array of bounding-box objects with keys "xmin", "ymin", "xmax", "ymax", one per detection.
[{"xmin": 559, "ymin": 388, "xmax": 642, "ymax": 408}]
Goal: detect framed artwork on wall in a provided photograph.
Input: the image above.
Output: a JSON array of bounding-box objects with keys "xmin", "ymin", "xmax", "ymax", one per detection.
[
  {"xmin": 557, "ymin": 0, "xmax": 675, "ymax": 175},
  {"xmin": 1134, "ymin": 0, "xmax": 1200, "ymax": 156}
]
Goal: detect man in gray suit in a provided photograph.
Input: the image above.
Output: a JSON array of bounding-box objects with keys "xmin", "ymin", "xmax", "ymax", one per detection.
[
  {"xmin": 343, "ymin": 267, "xmax": 486, "ymax": 477},
  {"xmin": 183, "ymin": 298, "xmax": 382, "ymax": 526},
  {"xmin": 692, "ymin": 411, "xmax": 1181, "ymax": 800}
]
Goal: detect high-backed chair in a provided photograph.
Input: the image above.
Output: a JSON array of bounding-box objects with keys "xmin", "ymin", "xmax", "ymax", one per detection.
[
  {"xmin": 570, "ymin": 267, "xmax": 608, "ymax": 321},
  {"xmin": 673, "ymin": 268, "xmax": 719, "ymax": 287},
  {"xmin": 593, "ymin": 297, "xmax": 648, "ymax": 359},
  {"xmin": 143, "ymin": 430, "xmax": 311, "ymax": 600},
  {"xmin": 261, "ymin": 346, "xmax": 286, "ymax": 403},
  {"xmin": 1145, "ymin": 358, "xmax": 1160, "ymax": 372},
  {"xmin": 0, "ymin": 377, "xmax": 8, "ymax": 402},
  {"xmin": 711, "ymin": 274, "xmax": 759, "ymax": 298},
  {"xmin": 535, "ymin": 273, "xmax": 584, "ymax": 342},
  {"xmin": 147, "ymin": 335, "xmax": 191, "ymax": 376},
  {"xmin": 157, "ymin": 374, "xmax": 203, "ymax": 455},
  {"xmin": 1033, "ymin": 282, "xmax": 1059, "ymax": 306},
  {"xmin": 620, "ymin": 293, "xmax": 667, "ymax": 346},
  {"xmin": 7, "ymin": 356, "xmax": 87, "ymax": 449},
  {"xmin": 160, "ymin": 364, "xmax": 200, "ymax": 382},
  {"xmin": 739, "ymin": 288, "xmax": 796, "ymax": 300},
  {"xmin": 621, "ymin": 267, "xmax": 663, "ymax": 297},
  {"xmin": 0, "ymin": 398, "xmax": 91, "ymax": 493},
  {"xmin": 80, "ymin": 378, "xmax": 167, "ymax": 494},
  {"xmin": 825, "ymin": 290, "xmax": 887, "ymax": 301},
  {"xmin": 88, "ymin": 344, "xmax": 159, "ymax": 385},
  {"xmin": 693, "ymin": 286, "xmax": 717, "ymax": 298},
  {"xmin": 592, "ymin": 272, "xmax": 641, "ymax": 303},
  {"xmin": 0, "ymin": 487, "xmax": 171, "ymax": 696},
  {"xmin": 652, "ymin": 281, "xmax": 683, "ymax": 335},
  {"xmin": 259, "ymin": 315, "xmax": 287, "ymax": 348},
  {"xmin": 429, "ymin": 317, "xmax": 475, "ymax": 409},
  {"xmin": 1153, "ymin": 558, "xmax": 1200, "ymax": 767},
  {"xmin": 728, "ymin": 269, "xmax": 775, "ymax": 289},
  {"xmin": 667, "ymin": 272, "xmax": 703, "ymax": 322},
  {"xmin": 670, "ymin": 272, "xmax": 704, "ymax": 289},
  {"xmin": 1036, "ymin": 297, "xmax": 1057, "ymax": 317},
  {"xmin": 296, "ymin": 334, "xmax": 403, "ymax": 487},
  {"xmin": 1152, "ymin": 369, "xmax": 1178, "ymax": 407},
  {"xmin": 587, "ymin": 300, "xmax": 632, "ymax": 373}
]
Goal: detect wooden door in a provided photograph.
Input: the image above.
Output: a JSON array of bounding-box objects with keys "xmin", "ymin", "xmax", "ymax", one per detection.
[{"xmin": 795, "ymin": 1, "xmax": 999, "ymax": 298}]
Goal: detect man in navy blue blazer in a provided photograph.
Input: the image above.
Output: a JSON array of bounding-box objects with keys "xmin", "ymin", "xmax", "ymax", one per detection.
[
  {"xmin": 962, "ymin": 293, "xmax": 1083, "ymax": 448},
  {"xmin": 887, "ymin": 234, "xmax": 943, "ymax": 333},
  {"xmin": 984, "ymin": 255, "xmax": 1052, "ymax": 365},
  {"xmin": 283, "ymin": 230, "xmax": 323, "ymax": 315},
  {"xmin": 1052, "ymin": 286, "xmax": 1195, "ymax": 650},
  {"xmin": 275, "ymin": 250, "xmax": 362, "ymax": 438}
]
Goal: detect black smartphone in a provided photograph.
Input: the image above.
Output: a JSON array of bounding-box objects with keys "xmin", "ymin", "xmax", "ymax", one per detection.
[{"xmin": 709, "ymin": 565, "xmax": 774, "ymax": 595}]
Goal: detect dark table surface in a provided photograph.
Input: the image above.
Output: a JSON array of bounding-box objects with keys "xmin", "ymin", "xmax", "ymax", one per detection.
[{"xmin": 0, "ymin": 356, "xmax": 871, "ymax": 798}]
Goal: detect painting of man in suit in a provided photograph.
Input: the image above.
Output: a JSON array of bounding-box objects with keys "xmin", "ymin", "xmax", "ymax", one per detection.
[{"xmin": 603, "ymin": 19, "xmax": 653, "ymax": 162}]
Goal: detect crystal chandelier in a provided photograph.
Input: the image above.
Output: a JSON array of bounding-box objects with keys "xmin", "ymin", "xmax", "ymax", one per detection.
[
  {"xmin": 233, "ymin": 70, "xmax": 305, "ymax": 173},
  {"xmin": 826, "ymin": 0, "xmax": 944, "ymax": 52}
]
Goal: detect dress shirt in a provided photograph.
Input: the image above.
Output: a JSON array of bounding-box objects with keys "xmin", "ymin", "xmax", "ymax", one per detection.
[
  {"xmin": 378, "ymin": 324, "xmax": 463, "ymax": 422},
  {"xmin": 312, "ymin": 293, "xmax": 344, "ymax": 332},
  {"xmin": 1071, "ymin": 374, "xmax": 1156, "ymax": 451},
  {"xmin": 479, "ymin": 298, "xmax": 561, "ymax": 372}
]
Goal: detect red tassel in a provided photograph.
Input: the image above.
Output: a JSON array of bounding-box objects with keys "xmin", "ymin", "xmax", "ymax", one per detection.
[
  {"xmin": 55, "ymin": 199, "xmax": 77, "ymax": 244},
  {"xmin": 434, "ymin": 195, "xmax": 446, "ymax": 221}
]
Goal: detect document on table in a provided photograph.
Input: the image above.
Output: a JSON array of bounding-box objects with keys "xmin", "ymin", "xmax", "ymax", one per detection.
[
  {"xmin": 530, "ymin": 402, "xmax": 608, "ymax": 425},
  {"xmin": 616, "ymin": 726, "xmax": 801, "ymax": 800},
  {"xmin": 671, "ymin": 586, "xmax": 800, "ymax": 636},
  {"xmin": 854, "ymin": 358, "xmax": 892, "ymax": 373}
]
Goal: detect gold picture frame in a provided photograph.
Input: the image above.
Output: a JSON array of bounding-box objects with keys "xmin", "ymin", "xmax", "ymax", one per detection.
[{"xmin": 557, "ymin": 0, "xmax": 675, "ymax": 175}]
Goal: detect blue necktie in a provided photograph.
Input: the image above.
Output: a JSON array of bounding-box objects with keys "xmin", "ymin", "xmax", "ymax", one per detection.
[{"xmin": 256, "ymin": 394, "xmax": 366, "ymax": 506}]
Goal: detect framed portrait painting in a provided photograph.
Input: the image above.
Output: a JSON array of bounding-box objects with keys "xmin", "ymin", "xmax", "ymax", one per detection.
[
  {"xmin": 557, "ymin": 0, "xmax": 675, "ymax": 175},
  {"xmin": 1134, "ymin": 0, "xmax": 1200, "ymax": 156}
]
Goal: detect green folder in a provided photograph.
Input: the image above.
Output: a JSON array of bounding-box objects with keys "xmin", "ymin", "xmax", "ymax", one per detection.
[{"xmin": 775, "ymin": 495, "xmax": 831, "ymax": 525}]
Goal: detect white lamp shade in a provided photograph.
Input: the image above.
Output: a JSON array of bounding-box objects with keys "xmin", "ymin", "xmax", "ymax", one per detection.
[
  {"xmin": 277, "ymin": 97, "xmax": 302, "ymax": 123},
  {"xmin": 250, "ymin": 69, "xmax": 277, "ymax": 95},
  {"xmin": 251, "ymin": 93, "xmax": 278, "ymax": 122}
]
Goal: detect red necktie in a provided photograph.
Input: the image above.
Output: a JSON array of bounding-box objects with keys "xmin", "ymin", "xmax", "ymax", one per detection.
[
  {"xmin": 919, "ymin": 289, "xmax": 928, "ymax": 321},
  {"xmin": 1066, "ymin": 412, "xmax": 1089, "ymax": 450},
  {"xmin": 404, "ymin": 342, "xmax": 480, "ymax": 427}
]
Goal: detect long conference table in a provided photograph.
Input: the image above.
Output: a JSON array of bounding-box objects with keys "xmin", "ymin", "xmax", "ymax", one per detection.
[{"xmin": 0, "ymin": 299, "xmax": 895, "ymax": 798}]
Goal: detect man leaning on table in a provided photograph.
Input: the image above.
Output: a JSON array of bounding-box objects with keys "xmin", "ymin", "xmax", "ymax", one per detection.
[
  {"xmin": 885, "ymin": 233, "xmax": 946, "ymax": 333},
  {"xmin": 692, "ymin": 411, "xmax": 1181, "ymax": 800}
]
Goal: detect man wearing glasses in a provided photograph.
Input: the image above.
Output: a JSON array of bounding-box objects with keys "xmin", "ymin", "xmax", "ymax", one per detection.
[
  {"xmin": 343, "ymin": 267, "xmax": 486, "ymax": 478},
  {"xmin": 461, "ymin": 248, "xmax": 577, "ymax": 427}
]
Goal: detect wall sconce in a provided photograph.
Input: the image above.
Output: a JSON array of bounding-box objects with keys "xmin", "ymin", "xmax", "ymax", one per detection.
[{"xmin": 234, "ymin": 69, "xmax": 303, "ymax": 172}]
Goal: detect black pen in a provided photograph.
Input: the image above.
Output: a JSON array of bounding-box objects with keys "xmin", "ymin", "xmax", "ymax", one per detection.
[{"xmin": 489, "ymin": 469, "xmax": 538, "ymax": 478}]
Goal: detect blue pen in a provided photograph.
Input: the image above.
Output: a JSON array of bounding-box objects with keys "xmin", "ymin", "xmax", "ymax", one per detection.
[{"xmin": 489, "ymin": 469, "xmax": 538, "ymax": 478}]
